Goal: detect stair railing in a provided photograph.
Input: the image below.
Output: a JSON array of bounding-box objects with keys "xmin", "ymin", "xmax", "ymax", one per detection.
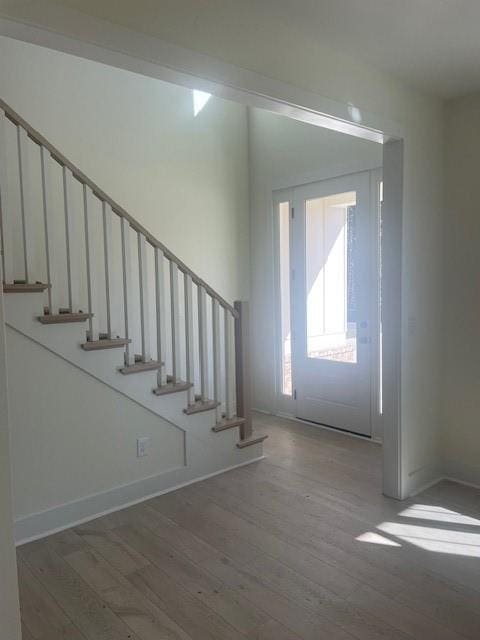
[{"xmin": 0, "ymin": 99, "xmax": 252, "ymax": 440}]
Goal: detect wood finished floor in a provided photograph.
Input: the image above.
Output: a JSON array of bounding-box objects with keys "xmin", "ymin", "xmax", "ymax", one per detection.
[{"xmin": 18, "ymin": 412, "xmax": 480, "ymax": 640}]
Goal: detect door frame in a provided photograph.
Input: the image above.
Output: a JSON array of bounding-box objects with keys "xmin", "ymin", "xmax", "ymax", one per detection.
[
  {"xmin": 273, "ymin": 169, "xmax": 383, "ymax": 441},
  {"xmin": 0, "ymin": 10, "xmax": 404, "ymax": 500}
]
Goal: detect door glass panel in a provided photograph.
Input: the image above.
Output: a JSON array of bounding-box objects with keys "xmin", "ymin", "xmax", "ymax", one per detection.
[
  {"xmin": 305, "ymin": 191, "xmax": 357, "ymax": 363},
  {"xmin": 278, "ymin": 201, "xmax": 292, "ymax": 395}
]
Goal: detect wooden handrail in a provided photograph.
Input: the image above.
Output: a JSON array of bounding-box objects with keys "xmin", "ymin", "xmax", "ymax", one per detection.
[{"xmin": 0, "ymin": 98, "xmax": 238, "ymax": 317}]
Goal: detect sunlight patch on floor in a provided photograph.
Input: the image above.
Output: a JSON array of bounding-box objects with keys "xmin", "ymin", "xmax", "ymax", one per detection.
[
  {"xmin": 356, "ymin": 503, "xmax": 480, "ymax": 557},
  {"xmin": 398, "ymin": 504, "xmax": 480, "ymax": 527},
  {"xmin": 356, "ymin": 531, "xmax": 401, "ymax": 546}
]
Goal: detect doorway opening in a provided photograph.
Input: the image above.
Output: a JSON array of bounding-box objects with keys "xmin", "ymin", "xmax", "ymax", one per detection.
[{"xmin": 275, "ymin": 169, "xmax": 383, "ymax": 439}]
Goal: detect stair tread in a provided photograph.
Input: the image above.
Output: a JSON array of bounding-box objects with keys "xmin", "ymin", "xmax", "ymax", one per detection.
[
  {"xmin": 153, "ymin": 380, "xmax": 193, "ymax": 396},
  {"xmin": 81, "ymin": 338, "xmax": 130, "ymax": 351},
  {"xmin": 212, "ymin": 416, "xmax": 246, "ymax": 432},
  {"xmin": 4, "ymin": 282, "xmax": 50, "ymax": 293},
  {"xmin": 119, "ymin": 360, "xmax": 163, "ymax": 375},
  {"xmin": 184, "ymin": 399, "xmax": 220, "ymax": 415},
  {"xmin": 38, "ymin": 312, "xmax": 92, "ymax": 324},
  {"xmin": 236, "ymin": 434, "xmax": 268, "ymax": 449}
]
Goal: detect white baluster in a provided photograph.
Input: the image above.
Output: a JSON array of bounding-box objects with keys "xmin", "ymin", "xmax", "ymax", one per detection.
[
  {"xmin": 120, "ymin": 217, "xmax": 135, "ymax": 365},
  {"xmin": 138, "ymin": 233, "xmax": 151, "ymax": 362},
  {"xmin": 212, "ymin": 298, "xmax": 222, "ymax": 423},
  {"xmin": 40, "ymin": 146, "xmax": 53, "ymax": 311},
  {"xmin": 63, "ymin": 166, "xmax": 79, "ymax": 312},
  {"xmin": 82, "ymin": 184, "xmax": 98, "ymax": 341},
  {"xmin": 170, "ymin": 261, "xmax": 181, "ymax": 383},
  {"xmin": 198, "ymin": 285, "xmax": 208, "ymax": 401},
  {"xmin": 102, "ymin": 202, "xmax": 114, "ymax": 338},
  {"xmin": 0, "ymin": 109, "xmax": 13, "ymax": 284},
  {"xmin": 155, "ymin": 247, "xmax": 167, "ymax": 386},
  {"xmin": 224, "ymin": 309, "xmax": 234, "ymax": 419},
  {"xmin": 184, "ymin": 273, "xmax": 195, "ymax": 404},
  {"xmin": 17, "ymin": 126, "xmax": 35, "ymax": 282}
]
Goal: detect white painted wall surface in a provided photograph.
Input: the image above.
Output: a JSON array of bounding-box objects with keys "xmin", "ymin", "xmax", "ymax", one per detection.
[
  {"xmin": 7, "ymin": 328, "xmax": 185, "ymax": 521},
  {"xmin": 443, "ymin": 95, "xmax": 480, "ymax": 486},
  {"xmin": 0, "ymin": 1, "xmax": 446, "ymax": 496},
  {"xmin": 0, "ymin": 35, "xmax": 250, "ymax": 303},
  {"xmin": 0, "ymin": 291, "xmax": 21, "ymax": 640}
]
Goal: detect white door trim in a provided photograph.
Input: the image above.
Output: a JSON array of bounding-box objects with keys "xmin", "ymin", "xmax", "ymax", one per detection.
[{"xmin": 0, "ymin": 10, "xmax": 404, "ymax": 498}]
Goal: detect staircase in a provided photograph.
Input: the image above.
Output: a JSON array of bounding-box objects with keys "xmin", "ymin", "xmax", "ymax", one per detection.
[{"xmin": 0, "ymin": 98, "xmax": 267, "ymax": 460}]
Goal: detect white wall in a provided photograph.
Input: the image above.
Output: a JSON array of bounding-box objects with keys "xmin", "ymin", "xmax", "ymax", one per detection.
[
  {"xmin": 248, "ymin": 108, "xmax": 382, "ymax": 419},
  {"xmin": 0, "ymin": 1, "xmax": 446, "ymax": 496},
  {"xmin": 443, "ymin": 95, "xmax": 480, "ymax": 486},
  {"xmin": 0, "ymin": 35, "xmax": 250, "ymax": 303},
  {"xmin": 0, "ymin": 293, "xmax": 21, "ymax": 640},
  {"xmin": 7, "ymin": 328, "xmax": 185, "ymax": 521}
]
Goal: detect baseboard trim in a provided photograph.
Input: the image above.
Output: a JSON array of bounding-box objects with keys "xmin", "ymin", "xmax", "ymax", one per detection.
[
  {"xmin": 443, "ymin": 475, "xmax": 480, "ymax": 492},
  {"xmin": 15, "ymin": 455, "xmax": 265, "ymax": 546},
  {"xmin": 407, "ymin": 474, "xmax": 444, "ymax": 498},
  {"xmin": 408, "ymin": 474, "xmax": 480, "ymax": 498}
]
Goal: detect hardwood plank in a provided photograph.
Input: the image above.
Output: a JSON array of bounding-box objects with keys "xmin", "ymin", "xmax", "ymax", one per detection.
[
  {"xmin": 129, "ymin": 565, "xmax": 247, "ymax": 640},
  {"xmin": 20, "ymin": 626, "xmax": 36, "ymax": 640},
  {"xmin": 248, "ymin": 619, "xmax": 303, "ymax": 640},
  {"xmin": 18, "ymin": 559, "xmax": 87, "ymax": 640},
  {"xmin": 17, "ymin": 413, "xmax": 480, "ymax": 640},
  {"xmin": 64, "ymin": 547, "xmax": 193, "ymax": 640},
  {"xmin": 150, "ymin": 492, "xmax": 265, "ymax": 567},
  {"xmin": 114, "ymin": 503, "xmax": 223, "ymax": 565},
  {"xmin": 190, "ymin": 472, "xmax": 480, "ymax": 636},
  {"xmin": 20, "ymin": 541, "xmax": 142, "ymax": 640},
  {"xmin": 114, "ymin": 523, "xmax": 268, "ymax": 635},
  {"xmin": 193, "ymin": 464, "xmax": 480, "ymax": 637},
  {"xmin": 149, "ymin": 494, "xmax": 414, "ymax": 640},
  {"xmin": 74, "ymin": 526, "xmax": 151, "ymax": 575}
]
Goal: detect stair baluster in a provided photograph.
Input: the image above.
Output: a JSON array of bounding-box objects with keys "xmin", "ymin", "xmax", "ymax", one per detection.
[
  {"xmin": 120, "ymin": 217, "xmax": 135, "ymax": 366},
  {"xmin": 102, "ymin": 201, "xmax": 114, "ymax": 339},
  {"xmin": 63, "ymin": 166, "xmax": 78, "ymax": 314},
  {"xmin": 234, "ymin": 300, "xmax": 253, "ymax": 441},
  {"xmin": 198, "ymin": 285, "xmax": 208, "ymax": 403},
  {"xmin": 83, "ymin": 184, "xmax": 97, "ymax": 341},
  {"xmin": 212, "ymin": 297, "xmax": 222, "ymax": 423},
  {"xmin": 39, "ymin": 146, "xmax": 53, "ymax": 313},
  {"xmin": 154, "ymin": 247, "xmax": 167, "ymax": 386},
  {"xmin": 0, "ymin": 97, "xmax": 264, "ymax": 450},
  {"xmin": 184, "ymin": 272, "xmax": 195, "ymax": 404},
  {"xmin": 170, "ymin": 260, "xmax": 181, "ymax": 383},
  {"xmin": 0, "ymin": 109, "xmax": 13, "ymax": 284},
  {"xmin": 224, "ymin": 308, "xmax": 234, "ymax": 420},
  {"xmin": 16, "ymin": 126, "xmax": 34, "ymax": 282},
  {"xmin": 138, "ymin": 232, "xmax": 151, "ymax": 362}
]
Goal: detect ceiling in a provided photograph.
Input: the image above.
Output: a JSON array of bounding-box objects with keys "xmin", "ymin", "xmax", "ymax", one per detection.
[
  {"xmin": 268, "ymin": 0, "xmax": 480, "ymax": 99},
  {"xmin": 38, "ymin": 0, "xmax": 480, "ymax": 99}
]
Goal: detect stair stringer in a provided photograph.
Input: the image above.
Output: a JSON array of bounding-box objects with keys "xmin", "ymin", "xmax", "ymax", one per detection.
[{"xmin": 5, "ymin": 293, "xmax": 264, "ymax": 473}]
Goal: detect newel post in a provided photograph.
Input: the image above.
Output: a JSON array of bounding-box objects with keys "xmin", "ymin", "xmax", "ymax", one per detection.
[{"xmin": 234, "ymin": 300, "xmax": 252, "ymax": 441}]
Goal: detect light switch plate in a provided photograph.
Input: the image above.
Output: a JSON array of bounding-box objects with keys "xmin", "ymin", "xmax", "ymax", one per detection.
[{"xmin": 137, "ymin": 436, "xmax": 150, "ymax": 457}]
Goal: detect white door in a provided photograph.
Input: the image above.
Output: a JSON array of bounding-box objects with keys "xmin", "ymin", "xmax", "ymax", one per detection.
[{"xmin": 291, "ymin": 172, "xmax": 374, "ymax": 436}]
